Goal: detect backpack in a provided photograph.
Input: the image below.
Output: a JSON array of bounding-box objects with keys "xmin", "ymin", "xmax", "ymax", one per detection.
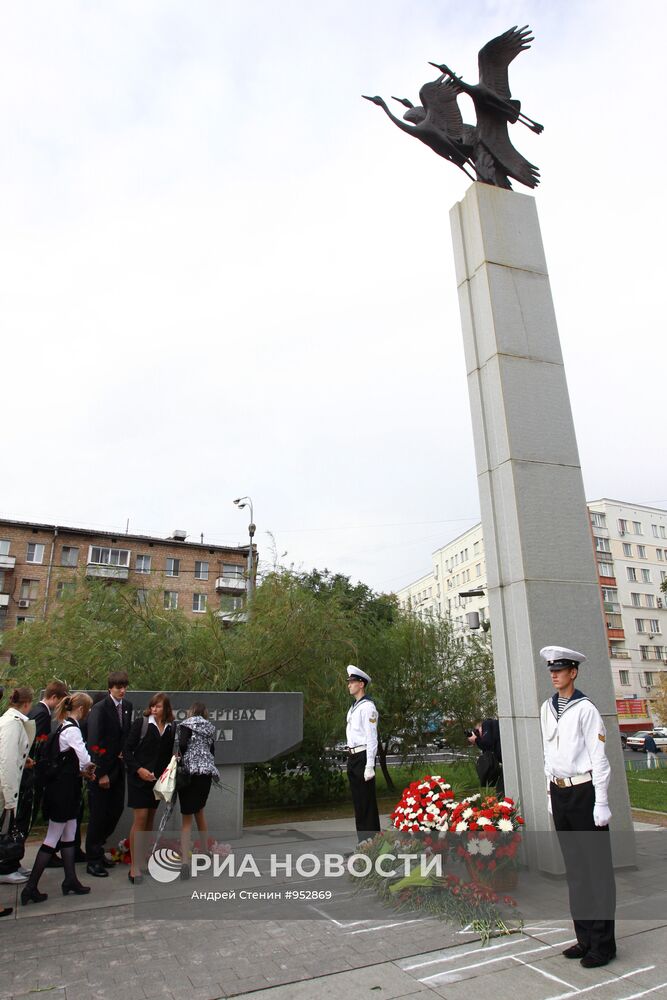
[{"xmin": 35, "ymin": 721, "xmax": 76, "ymax": 784}]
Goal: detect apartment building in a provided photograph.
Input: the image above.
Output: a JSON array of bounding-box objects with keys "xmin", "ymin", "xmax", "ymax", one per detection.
[
  {"xmin": 397, "ymin": 522, "xmax": 488, "ymax": 630},
  {"xmin": 396, "ymin": 500, "xmax": 667, "ymax": 728},
  {"xmin": 0, "ymin": 518, "xmax": 252, "ymax": 636},
  {"xmin": 587, "ymin": 500, "xmax": 667, "ymax": 728}
]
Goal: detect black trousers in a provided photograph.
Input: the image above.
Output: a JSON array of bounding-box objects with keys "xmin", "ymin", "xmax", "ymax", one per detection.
[
  {"xmin": 347, "ymin": 751, "xmax": 380, "ymax": 841},
  {"xmin": 550, "ymin": 781, "xmax": 616, "ymax": 960},
  {"xmin": 85, "ymin": 772, "xmax": 125, "ymax": 861}
]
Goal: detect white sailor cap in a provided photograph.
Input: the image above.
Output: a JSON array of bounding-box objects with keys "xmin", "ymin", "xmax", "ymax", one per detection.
[
  {"xmin": 540, "ymin": 646, "xmax": 587, "ymax": 670},
  {"xmin": 346, "ymin": 664, "xmax": 371, "ymax": 684}
]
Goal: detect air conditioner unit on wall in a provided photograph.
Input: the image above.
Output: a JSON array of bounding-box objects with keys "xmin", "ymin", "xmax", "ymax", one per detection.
[{"xmin": 18, "ymin": 599, "xmax": 30, "ymax": 608}]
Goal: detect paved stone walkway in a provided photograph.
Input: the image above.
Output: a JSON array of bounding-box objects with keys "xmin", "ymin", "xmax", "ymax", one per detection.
[{"xmin": 1, "ymin": 818, "xmax": 666, "ymax": 1000}]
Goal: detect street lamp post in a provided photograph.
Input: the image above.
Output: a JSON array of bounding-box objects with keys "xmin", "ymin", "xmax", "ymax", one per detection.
[{"xmin": 233, "ymin": 496, "xmax": 255, "ymax": 605}]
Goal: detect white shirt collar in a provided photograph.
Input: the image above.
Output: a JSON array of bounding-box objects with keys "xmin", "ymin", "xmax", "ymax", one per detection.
[{"xmin": 110, "ymin": 695, "xmax": 122, "ymax": 708}]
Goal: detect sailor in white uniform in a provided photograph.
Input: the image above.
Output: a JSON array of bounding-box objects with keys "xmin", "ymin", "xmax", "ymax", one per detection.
[
  {"xmin": 539, "ymin": 645, "xmax": 616, "ymax": 968},
  {"xmin": 345, "ymin": 665, "xmax": 381, "ymax": 843}
]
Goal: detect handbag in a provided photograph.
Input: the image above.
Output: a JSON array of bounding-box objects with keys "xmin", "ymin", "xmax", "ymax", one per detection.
[
  {"xmin": 0, "ymin": 810, "xmax": 25, "ymax": 864},
  {"xmin": 153, "ymin": 755, "xmax": 178, "ymax": 802}
]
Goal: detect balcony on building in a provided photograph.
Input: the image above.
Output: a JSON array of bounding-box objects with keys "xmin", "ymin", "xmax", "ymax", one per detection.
[
  {"xmin": 215, "ymin": 575, "xmax": 246, "ymax": 593},
  {"xmin": 604, "ymin": 602, "xmax": 621, "ymax": 614},
  {"xmin": 86, "ymin": 563, "xmax": 130, "ymax": 581},
  {"xmin": 609, "ymin": 646, "xmax": 630, "ymax": 659},
  {"xmin": 217, "ymin": 610, "xmax": 248, "ymax": 624},
  {"xmin": 607, "ymin": 626, "xmax": 625, "ymax": 639},
  {"xmin": 0, "ymin": 554, "xmax": 16, "ymax": 571}
]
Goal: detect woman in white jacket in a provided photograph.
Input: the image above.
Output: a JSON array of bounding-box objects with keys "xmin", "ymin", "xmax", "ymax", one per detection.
[{"xmin": 0, "ymin": 686, "xmax": 35, "ymax": 915}]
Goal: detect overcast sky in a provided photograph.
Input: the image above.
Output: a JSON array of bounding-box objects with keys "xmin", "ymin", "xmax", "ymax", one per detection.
[{"xmin": 2, "ymin": 0, "xmax": 666, "ymax": 593}]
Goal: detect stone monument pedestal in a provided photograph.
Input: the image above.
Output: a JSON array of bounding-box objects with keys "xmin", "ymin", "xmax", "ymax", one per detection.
[{"xmin": 449, "ymin": 183, "xmax": 635, "ymax": 872}]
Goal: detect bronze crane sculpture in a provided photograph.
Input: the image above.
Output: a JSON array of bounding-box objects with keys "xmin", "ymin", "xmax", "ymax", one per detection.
[{"xmin": 364, "ymin": 25, "xmax": 543, "ymax": 190}]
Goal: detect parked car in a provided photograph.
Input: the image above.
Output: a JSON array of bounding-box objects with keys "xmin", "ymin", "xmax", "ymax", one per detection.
[{"xmin": 626, "ymin": 729, "xmax": 667, "ymax": 752}]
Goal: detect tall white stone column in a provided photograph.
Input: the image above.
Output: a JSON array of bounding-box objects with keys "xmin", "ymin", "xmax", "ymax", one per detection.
[{"xmin": 450, "ymin": 183, "xmax": 634, "ymax": 871}]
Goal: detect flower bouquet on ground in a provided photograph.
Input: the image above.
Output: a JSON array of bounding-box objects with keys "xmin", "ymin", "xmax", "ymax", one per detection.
[
  {"xmin": 390, "ymin": 774, "xmax": 456, "ymax": 848},
  {"xmin": 351, "ymin": 780, "xmax": 522, "ymax": 943},
  {"xmin": 442, "ymin": 794, "xmax": 525, "ymax": 891},
  {"xmin": 109, "ymin": 837, "xmax": 131, "ymax": 865}
]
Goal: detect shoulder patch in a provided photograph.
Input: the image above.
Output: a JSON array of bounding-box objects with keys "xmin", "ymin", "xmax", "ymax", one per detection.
[
  {"xmin": 369, "ymin": 714, "xmax": 377, "ymax": 724},
  {"xmin": 598, "ymin": 733, "xmax": 606, "ymax": 742}
]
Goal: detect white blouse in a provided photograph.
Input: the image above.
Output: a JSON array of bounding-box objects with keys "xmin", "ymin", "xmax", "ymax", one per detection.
[{"xmin": 60, "ymin": 720, "xmax": 92, "ymax": 770}]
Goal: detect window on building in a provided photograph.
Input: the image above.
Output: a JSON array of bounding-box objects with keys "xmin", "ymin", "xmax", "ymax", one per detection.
[
  {"xmin": 618, "ymin": 519, "xmax": 629, "ymax": 534},
  {"xmin": 0, "ymin": 540, "xmax": 10, "ymax": 556},
  {"xmin": 661, "ymin": 526, "xmax": 667, "ymax": 539},
  {"xmin": 652, "ymin": 524, "xmax": 659, "ymax": 538},
  {"xmin": 60, "ymin": 546, "xmax": 79, "ymax": 567},
  {"xmin": 633, "ymin": 521, "xmax": 643, "ymax": 535},
  {"xmin": 166, "ymin": 558, "xmax": 180, "ymax": 577},
  {"xmin": 26, "ymin": 543, "xmax": 45, "ymax": 564},
  {"xmin": 164, "ymin": 591, "xmax": 178, "ymax": 610},
  {"xmin": 193, "ymin": 593, "xmax": 207, "ymax": 613},
  {"xmin": 637, "ymin": 545, "xmax": 647, "ymax": 558},
  {"xmin": 636, "ymin": 619, "xmax": 646, "ymax": 633},
  {"xmin": 656, "ymin": 647, "xmax": 666, "ymax": 661},
  {"xmin": 641, "ymin": 568, "xmax": 652, "ymax": 583},
  {"xmin": 474, "ymin": 541, "xmax": 480, "ymax": 555},
  {"xmin": 0, "ymin": 607, "xmax": 7, "ymax": 631},
  {"xmin": 476, "ymin": 563, "xmax": 482, "ymax": 578},
  {"xmin": 662, "ymin": 571, "xmax": 667, "ymax": 583},
  {"xmin": 622, "ymin": 543, "xmax": 632, "ymax": 557},
  {"xmin": 89, "ymin": 546, "xmax": 130, "ymax": 567},
  {"xmin": 136, "ymin": 589, "xmax": 149, "ymax": 606},
  {"xmin": 220, "ymin": 595, "xmax": 244, "ymax": 613},
  {"xmin": 16, "ymin": 616, "xmax": 36, "ymax": 626},
  {"xmin": 631, "ymin": 593, "xmax": 641, "ymax": 607},
  {"xmin": 56, "ymin": 581, "xmax": 76, "ymax": 600},
  {"xmin": 640, "ymin": 645, "xmax": 650, "ymax": 661},
  {"xmin": 136, "ymin": 554, "xmax": 151, "ymax": 574},
  {"xmin": 627, "ymin": 567, "xmax": 637, "ymax": 581},
  {"xmin": 619, "ymin": 670, "xmax": 630, "ymax": 685},
  {"xmin": 645, "ymin": 672, "xmax": 655, "ymax": 687},
  {"xmin": 648, "ymin": 619, "xmax": 660, "ymax": 633},
  {"xmin": 645, "ymin": 594, "xmax": 656, "ymax": 608},
  {"xmin": 20, "ymin": 579, "xmax": 39, "ymax": 601},
  {"xmin": 602, "ymin": 587, "xmax": 618, "ymax": 603},
  {"xmin": 222, "ymin": 563, "xmax": 244, "ymax": 579},
  {"xmin": 195, "ymin": 561, "xmax": 209, "ymax": 581},
  {"xmin": 0, "ymin": 571, "xmax": 4, "ymax": 592},
  {"xmin": 595, "ymin": 537, "xmax": 611, "ymax": 553},
  {"xmin": 658, "ymin": 549, "xmax": 664, "ymax": 561},
  {"xmin": 607, "ymin": 613, "xmax": 623, "ymax": 629},
  {"xmin": 591, "ymin": 512, "xmax": 606, "ymax": 528},
  {"xmin": 598, "ymin": 561, "xmax": 614, "ymax": 577}
]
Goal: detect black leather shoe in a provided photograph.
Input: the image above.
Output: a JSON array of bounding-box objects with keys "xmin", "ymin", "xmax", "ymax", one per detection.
[
  {"xmin": 100, "ymin": 857, "xmax": 116, "ymax": 868},
  {"xmin": 562, "ymin": 944, "xmax": 587, "ymax": 959},
  {"xmin": 128, "ymin": 872, "xmax": 143, "ymax": 884},
  {"xmin": 86, "ymin": 862, "xmax": 109, "ymax": 878},
  {"xmin": 580, "ymin": 952, "xmax": 613, "ymax": 968},
  {"xmin": 46, "ymin": 855, "xmax": 64, "ymax": 869}
]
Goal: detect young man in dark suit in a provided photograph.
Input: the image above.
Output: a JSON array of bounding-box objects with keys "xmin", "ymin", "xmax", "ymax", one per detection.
[{"xmin": 85, "ymin": 671, "xmax": 133, "ymax": 877}]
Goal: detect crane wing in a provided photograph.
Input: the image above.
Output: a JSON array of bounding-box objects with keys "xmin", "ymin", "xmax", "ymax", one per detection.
[
  {"xmin": 478, "ymin": 25, "xmax": 533, "ymax": 99},
  {"xmin": 476, "ymin": 107, "xmax": 540, "ymax": 188},
  {"xmin": 419, "ymin": 77, "xmax": 464, "ymax": 139}
]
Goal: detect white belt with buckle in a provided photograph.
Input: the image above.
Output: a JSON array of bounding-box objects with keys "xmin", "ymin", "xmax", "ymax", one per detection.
[
  {"xmin": 348, "ymin": 745, "xmax": 366, "ymax": 755},
  {"xmin": 551, "ymin": 773, "xmax": 592, "ymax": 787}
]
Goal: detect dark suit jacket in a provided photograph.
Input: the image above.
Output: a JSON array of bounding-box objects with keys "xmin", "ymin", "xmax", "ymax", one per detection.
[
  {"xmin": 124, "ymin": 718, "xmax": 175, "ymax": 780},
  {"xmin": 86, "ymin": 695, "xmax": 133, "ymax": 782},
  {"xmin": 28, "ymin": 701, "xmax": 52, "ymax": 741}
]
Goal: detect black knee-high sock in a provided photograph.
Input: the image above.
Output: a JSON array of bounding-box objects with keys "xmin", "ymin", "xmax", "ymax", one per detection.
[
  {"xmin": 26, "ymin": 844, "xmax": 55, "ymax": 892},
  {"xmin": 60, "ymin": 840, "xmax": 79, "ymax": 886}
]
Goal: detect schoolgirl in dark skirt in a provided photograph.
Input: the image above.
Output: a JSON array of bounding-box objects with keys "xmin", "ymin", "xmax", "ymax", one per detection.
[
  {"xmin": 124, "ymin": 692, "xmax": 175, "ymax": 882},
  {"xmin": 21, "ymin": 693, "xmax": 95, "ymax": 905},
  {"xmin": 178, "ymin": 701, "xmax": 219, "ymax": 875}
]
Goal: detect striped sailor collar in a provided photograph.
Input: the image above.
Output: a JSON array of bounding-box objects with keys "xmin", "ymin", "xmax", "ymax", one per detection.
[
  {"xmin": 549, "ymin": 688, "xmax": 589, "ymax": 720},
  {"xmin": 349, "ymin": 694, "xmax": 375, "ymax": 713}
]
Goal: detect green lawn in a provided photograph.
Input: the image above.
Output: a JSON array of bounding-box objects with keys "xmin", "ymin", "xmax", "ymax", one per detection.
[{"xmin": 626, "ymin": 767, "xmax": 667, "ymax": 813}]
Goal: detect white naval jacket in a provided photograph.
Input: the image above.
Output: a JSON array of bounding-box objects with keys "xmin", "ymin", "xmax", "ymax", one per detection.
[
  {"xmin": 0, "ymin": 708, "xmax": 36, "ymax": 812},
  {"xmin": 540, "ymin": 690, "xmax": 611, "ymax": 805},
  {"xmin": 346, "ymin": 696, "xmax": 378, "ymax": 768}
]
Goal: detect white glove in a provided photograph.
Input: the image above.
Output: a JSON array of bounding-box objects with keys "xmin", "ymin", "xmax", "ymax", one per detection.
[
  {"xmin": 593, "ymin": 803, "xmax": 612, "ymax": 827},
  {"xmin": 364, "ymin": 766, "xmax": 375, "ymax": 782}
]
